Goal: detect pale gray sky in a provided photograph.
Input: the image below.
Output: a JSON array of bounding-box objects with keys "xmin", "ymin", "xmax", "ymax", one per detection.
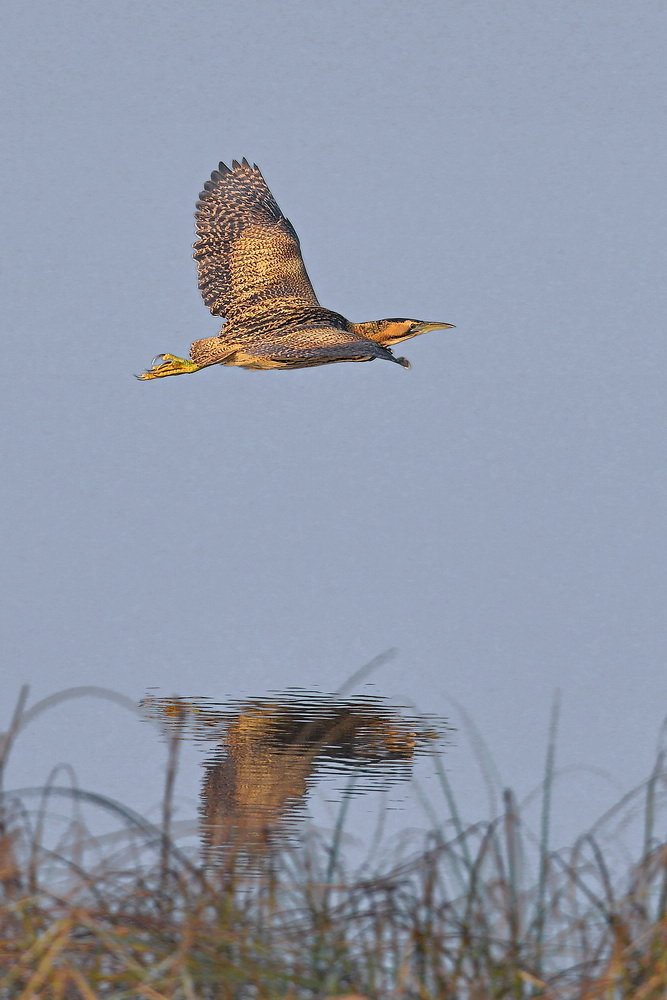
[{"xmin": 2, "ymin": 0, "xmax": 666, "ymax": 854}]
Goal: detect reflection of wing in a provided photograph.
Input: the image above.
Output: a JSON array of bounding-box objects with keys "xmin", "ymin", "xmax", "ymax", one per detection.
[{"xmin": 193, "ymin": 159, "xmax": 319, "ymax": 319}]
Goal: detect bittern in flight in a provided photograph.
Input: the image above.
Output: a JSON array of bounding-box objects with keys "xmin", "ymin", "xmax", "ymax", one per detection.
[{"xmin": 137, "ymin": 159, "xmax": 454, "ymax": 379}]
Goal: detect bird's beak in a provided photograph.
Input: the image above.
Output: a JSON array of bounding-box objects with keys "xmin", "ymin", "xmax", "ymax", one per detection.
[{"xmin": 412, "ymin": 322, "xmax": 455, "ymax": 333}]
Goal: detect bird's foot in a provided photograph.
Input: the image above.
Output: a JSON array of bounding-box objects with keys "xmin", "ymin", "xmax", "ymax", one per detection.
[{"xmin": 135, "ymin": 354, "xmax": 201, "ymax": 380}]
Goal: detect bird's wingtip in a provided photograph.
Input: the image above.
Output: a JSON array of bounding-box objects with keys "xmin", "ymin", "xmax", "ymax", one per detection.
[{"xmin": 207, "ymin": 160, "xmax": 258, "ymax": 185}]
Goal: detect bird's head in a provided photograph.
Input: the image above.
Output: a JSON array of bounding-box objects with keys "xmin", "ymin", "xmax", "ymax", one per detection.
[{"xmin": 375, "ymin": 318, "xmax": 455, "ymax": 347}]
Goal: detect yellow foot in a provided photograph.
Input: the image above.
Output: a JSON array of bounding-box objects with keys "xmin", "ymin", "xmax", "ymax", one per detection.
[{"xmin": 135, "ymin": 354, "xmax": 201, "ymax": 380}]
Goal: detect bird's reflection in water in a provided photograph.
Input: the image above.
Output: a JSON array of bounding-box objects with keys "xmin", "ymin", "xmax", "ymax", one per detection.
[{"xmin": 142, "ymin": 690, "xmax": 446, "ymax": 867}]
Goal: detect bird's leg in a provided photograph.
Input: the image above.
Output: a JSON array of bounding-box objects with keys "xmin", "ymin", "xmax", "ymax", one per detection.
[{"xmin": 135, "ymin": 354, "xmax": 202, "ymax": 380}]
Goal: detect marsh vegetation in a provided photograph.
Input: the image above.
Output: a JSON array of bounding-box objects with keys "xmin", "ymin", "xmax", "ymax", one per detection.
[{"xmin": 1, "ymin": 688, "xmax": 666, "ymax": 998}]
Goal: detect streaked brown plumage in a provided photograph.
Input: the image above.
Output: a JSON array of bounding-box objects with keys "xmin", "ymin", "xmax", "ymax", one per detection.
[{"xmin": 137, "ymin": 159, "xmax": 453, "ymax": 379}]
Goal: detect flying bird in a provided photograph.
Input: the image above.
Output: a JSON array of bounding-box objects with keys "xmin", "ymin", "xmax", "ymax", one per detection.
[{"xmin": 137, "ymin": 159, "xmax": 454, "ymax": 379}]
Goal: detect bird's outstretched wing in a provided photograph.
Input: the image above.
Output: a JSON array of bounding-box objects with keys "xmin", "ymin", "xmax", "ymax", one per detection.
[{"xmin": 194, "ymin": 159, "xmax": 320, "ymax": 319}]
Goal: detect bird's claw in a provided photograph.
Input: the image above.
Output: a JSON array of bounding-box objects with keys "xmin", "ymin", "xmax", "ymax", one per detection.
[{"xmin": 134, "ymin": 354, "xmax": 201, "ymax": 379}]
